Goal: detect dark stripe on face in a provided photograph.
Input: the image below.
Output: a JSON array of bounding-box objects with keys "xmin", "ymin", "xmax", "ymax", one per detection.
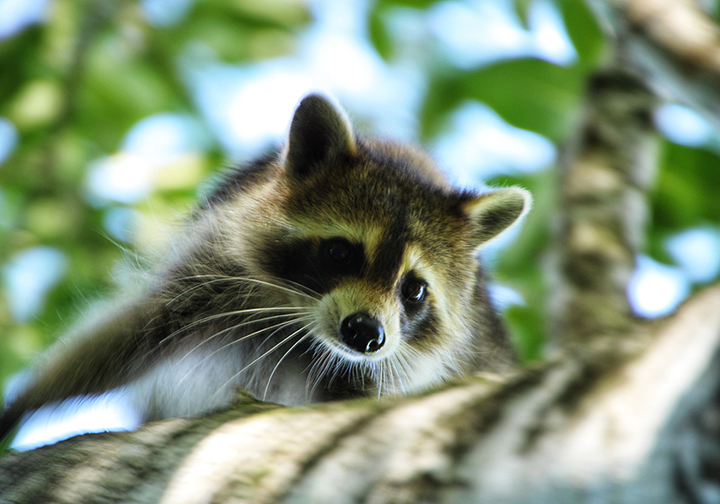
[
  {"xmin": 401, "ymin": 301, "xmax": 438, "ymax": 346},
  {"xmin": 258, "ymin": 237, "xmax": 366, "ymax": 295},
  {"xmin": 365, "ymin": 209, "xmax": 408, "ymax": 288}
]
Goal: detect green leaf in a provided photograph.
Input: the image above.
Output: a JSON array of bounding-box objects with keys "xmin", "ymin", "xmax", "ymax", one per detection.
[
  {"xmin": 423, "ymin": 58, "xmax": 586, "ymax": 141},
  {"xmin": 557, "ymin": 0, "xmax": 605, "ymax": 68},
  {"xmin": 369, "ymin": 6, "xmax": 394, "ymax": 62},
  {"xmin": 654, "ymin": 141, "xmax": 720, "ymax": 231},
  {"xmin": 513, "ymin": 0, "xmax": 533, "ymax": 27}
]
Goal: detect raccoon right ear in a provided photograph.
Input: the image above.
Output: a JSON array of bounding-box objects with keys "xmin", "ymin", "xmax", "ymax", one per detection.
[
  {"xmin": 283, "ymin": 93, "xmax": 357, "ymax": 178},
  {"xmin": 462, "ymin": 187, "xmax": 532, "ymax": 247}
]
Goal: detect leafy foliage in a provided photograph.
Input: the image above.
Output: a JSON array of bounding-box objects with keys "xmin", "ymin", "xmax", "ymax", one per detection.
[
  {"xmin": 0, "ymin": 0, "xmax": 718, "ymax": 402},
  {"xmin": 0, "ymin": 0, "xmax": 309, "ymax": 393}
]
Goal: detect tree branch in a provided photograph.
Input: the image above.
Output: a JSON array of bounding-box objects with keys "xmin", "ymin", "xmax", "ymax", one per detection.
[
  {"xmin": 588, "ymin": 0, "xmax": 720, "ymax": 127},
  {"xmin": 548, "ymin": 69, "xmax": 659, "ymax": 346},
  {"xmin": 2, "ymin": 285, "xmax": 719, "ymax": 503}
]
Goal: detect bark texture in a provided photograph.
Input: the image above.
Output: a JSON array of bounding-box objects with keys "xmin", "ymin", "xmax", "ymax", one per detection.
[
  {"xmin": 1, "ymin": 285, "xmax": 720, "ymax": 504},
  {"xmin": 548, "ymin": 69, "xmax": 658, "ymax": 346},
  {"xmin": 588, "ymin": 0, "xmax": 720, "ymax": 126}
]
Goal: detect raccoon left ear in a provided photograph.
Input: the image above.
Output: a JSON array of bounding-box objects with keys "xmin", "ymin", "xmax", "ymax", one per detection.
[
  {"xmin": 462, "ymin": 187, "xmax": 532, "ymax": 247},
  {"xmin": 283, "ymin": 93, "xmax": 357, "ymax": 178}
]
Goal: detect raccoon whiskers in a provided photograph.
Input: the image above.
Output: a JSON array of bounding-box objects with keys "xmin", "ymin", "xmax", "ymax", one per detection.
[
  {"xmin": 262, "ymin": 328, "xmax": 316, "ymax": 401},
  {"xmin": 171, "ymin": 274, "xmax": 321, "ymax": 303},
  {"xmin": 306, "ymin": 345, "xmax": 337, "ymax": 399},
  {"xmin": 164, "ymin": 275, "xmax": 239, "ymax": 305},
  {"xmin": 304, "ymin": 335, "xmax": 436, "ymax": 399},
  {"xmin": 305, "ymin": 342, "xmax": 358, "ymax": 399},
  {"xmin": 373, "ymin": 360, "xmax": 392, "ymax": 398},
  {"xmin": 159, "ymin": 307, "xmax": 310, "ymax": 345},
  {"xmin": 178, "ymin": 314, "xmax": 314, "ymax": 376},
  {"xmin": 238, "ymin": 276, "xmax": 321, "ymax": 302},
  {"xmin": 213, "ymin": 321, "xmax": 315, "ymax": 401},
  {"xmin": 388, "ymin": 351, "xmax": 414, "ymax": 395},
  {"xmin": 397, "ymin": 344, "xmax": 423, "ymax": 375},
  {"xmin": 374, "ymin": 344, "xmax": 425, "ymax": 397}
]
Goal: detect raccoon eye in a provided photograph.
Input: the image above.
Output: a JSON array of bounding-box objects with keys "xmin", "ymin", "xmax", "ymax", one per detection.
[
  {"xmin": 401, "ymin": 277, "xmax": 427, "ymax": 305},
  {"xmin": 324, "ymin": 238, "xmax": 353, "ymax": 264}
]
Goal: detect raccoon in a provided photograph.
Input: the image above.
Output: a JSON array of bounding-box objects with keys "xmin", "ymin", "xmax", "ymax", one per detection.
[{"xmin": 0, "ymin": 94, "xmax": 530, "ymax": 441}]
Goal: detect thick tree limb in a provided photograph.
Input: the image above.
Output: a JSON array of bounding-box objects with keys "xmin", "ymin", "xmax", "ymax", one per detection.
[{"xmin": 2, "ymin": 284, "xmax": 719, "ymax": 503}]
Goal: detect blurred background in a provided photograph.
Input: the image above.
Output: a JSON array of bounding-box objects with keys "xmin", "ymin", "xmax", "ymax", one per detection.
[{"xmin": 1, "ymin": 0, "xmax": 719, "ymax": 448}]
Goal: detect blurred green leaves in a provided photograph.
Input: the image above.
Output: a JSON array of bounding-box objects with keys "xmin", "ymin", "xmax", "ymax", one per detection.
[
  {"xmin": 422, "ymin": 58, "xmax": 585, "ymax": 142},
  {"xmin": 0, "ymin": 0, "xmax": 717, "ymax": 401},
  {"xmin": 0, "ymin": 0, "xmax": 311, "ymax": 388}
]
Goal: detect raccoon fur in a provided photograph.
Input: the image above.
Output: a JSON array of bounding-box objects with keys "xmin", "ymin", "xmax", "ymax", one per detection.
[{"xmin": 0, "ymin": 93, "xmax": 531, "ymax": 441}]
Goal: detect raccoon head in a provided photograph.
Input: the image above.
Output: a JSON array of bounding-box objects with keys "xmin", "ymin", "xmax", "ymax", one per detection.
[{"xmin": 215, "ymin": 94, "xmax": 530, "ymax": 397}]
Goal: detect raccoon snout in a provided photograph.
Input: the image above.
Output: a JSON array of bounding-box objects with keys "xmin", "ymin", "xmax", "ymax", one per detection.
[{"xmin": 340, "ymin": 312, "xmax": 385, "ymax": 355}]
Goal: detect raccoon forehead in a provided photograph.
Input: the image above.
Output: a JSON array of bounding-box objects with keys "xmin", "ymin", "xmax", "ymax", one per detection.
[
  {"xmin": 284, "ymin": 140, "xmax": 456, "ymax": 210},
  {"xmin": 399, "ymin": 240, "xmax": 474, "ymax": 281},
  {"xmin": 284, "ymin": 172, "xmax": 465, "ymax": 244},
  {"xmin": 357, "ymin": 138, "xmax": 451, "ymax": 189},
  {"xmin": 290, "ymin": 216, "xmax": 385, "ymax": 250}
]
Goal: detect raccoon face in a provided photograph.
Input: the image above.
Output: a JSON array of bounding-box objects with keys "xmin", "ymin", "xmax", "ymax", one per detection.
[
  {"xmin": 211, "ymin": 94, "xmax": 530, "ymax": 397},
  {"xmin": 238, "ymin": 94, "xmax": 531, "ymax": 395}
]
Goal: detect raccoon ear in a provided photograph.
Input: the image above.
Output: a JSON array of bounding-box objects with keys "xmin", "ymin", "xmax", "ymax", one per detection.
[
  {"xmin": 283, "ymin": 93, "xmax": 357, "ymax": 178},
  {"xmin": 462, "ymin": 187, "xmax": 532, "ymax": 247}
]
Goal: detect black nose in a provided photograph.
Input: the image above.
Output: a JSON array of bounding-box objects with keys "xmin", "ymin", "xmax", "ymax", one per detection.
[{"xmin": 339, "ymin": 312, "xmax": 385, "ymax": 354}]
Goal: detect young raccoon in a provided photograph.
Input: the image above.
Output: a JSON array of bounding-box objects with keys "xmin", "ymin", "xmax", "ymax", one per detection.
[{"xmin": 0, "ymin": 94, "xmax": 530, "ymax": 441}]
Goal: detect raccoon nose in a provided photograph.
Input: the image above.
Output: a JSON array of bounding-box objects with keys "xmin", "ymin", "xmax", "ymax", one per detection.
[{"xmin": 340, "ymin": 312, "xmax": 385, "ymax": 355}]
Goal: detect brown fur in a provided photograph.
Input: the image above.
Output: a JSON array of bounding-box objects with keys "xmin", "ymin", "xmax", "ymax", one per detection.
[{"xmin": 0, "ymin": 94, "xmax": 531, "ymax": 442}]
